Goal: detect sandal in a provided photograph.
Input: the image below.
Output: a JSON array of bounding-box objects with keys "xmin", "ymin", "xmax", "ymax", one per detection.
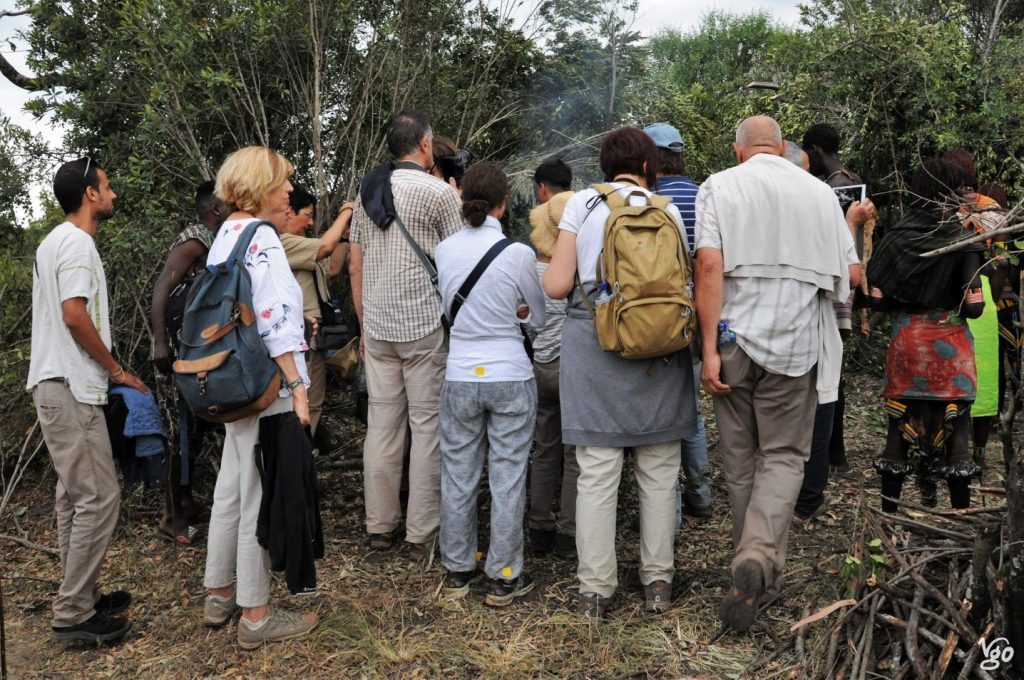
[{"xmin": 154, "ymin": 524, "xmax": 199, "ymax": 546}]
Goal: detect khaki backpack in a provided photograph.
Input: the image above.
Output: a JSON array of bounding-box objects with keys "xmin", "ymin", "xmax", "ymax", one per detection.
[{"xmin": 579, "ymin": 183, "xmax": 697, "ymax": 360}]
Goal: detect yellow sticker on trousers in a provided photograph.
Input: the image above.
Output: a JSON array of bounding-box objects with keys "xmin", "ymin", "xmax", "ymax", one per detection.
[
  {"xmin": 501, "ymin": 566, "xmax": 512, "ymax": 578},
  {"xmin": 474, "ymin": 366, "xmax": 486, "ymax": 377}
]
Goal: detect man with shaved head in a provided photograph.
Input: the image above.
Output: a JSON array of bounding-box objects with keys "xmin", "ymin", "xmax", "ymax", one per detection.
[{"xmin": 694, "ymin": 116, "xmax": 858, "ymax": 633}]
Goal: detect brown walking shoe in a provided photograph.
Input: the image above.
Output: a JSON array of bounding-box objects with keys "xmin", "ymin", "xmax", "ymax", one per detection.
[
  {"xmin": 644, "ymin": 580, "xmax": 672, "ymax": 613},
  {"xmin": 719, "ymin": 559, "xmax": 765, "ymax": 633}
]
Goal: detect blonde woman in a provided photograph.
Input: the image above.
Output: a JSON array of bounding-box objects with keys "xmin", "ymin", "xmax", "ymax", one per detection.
[{"xmin": 202, "ymin": 147, "xmax": 319, "ymax": 648}]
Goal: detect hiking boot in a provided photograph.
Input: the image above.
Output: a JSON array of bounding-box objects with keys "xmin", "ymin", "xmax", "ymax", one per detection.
[
  {"xmin": 443, "ymin": 569, "xmax": 484, "ymax": 597},
  {"xmin": 577, "ymin": 592, "xmax": 612, "ymax": 619},
  {"xmin": 552, "ymin": 533, "xmax": 576, "ymax": 560},
  {"xmin": 237, "ymin": 605, "xmax": 319, "ymax": 650},
  {"xmin": 204, "ymin": 592, "xmax": 240, "ymax": 628},
  {"xmin": 404, "ymin": 532, "xmax": 438, "ymax": 561},
  {"xmin": 484, "ymin": 573, "xmax": 535, "ymax": 607},
  {"xmin": 684, "ymin": 500, "xmax": 713, "ymax": 521},
  {"xmin": 53, "ymin": 612, "xmax": 131, "ymax": 643},
  {"xmin": 368, "ymin": 531, "xmax": 395, "ymax": 551},
  {"xmin": 644, "ymin": 580, "xmax": 671, "ymax": 613},
  {"xmin": 530, "ymin": 528, "xmax": 555, "ymax": 554},
  {"xmin": 95, "ymin": 590, "xmax": 132, "ymax": 616},
  {"xmin": 719, "ymin": 559, "xmax": 765, "ymax": 633}
]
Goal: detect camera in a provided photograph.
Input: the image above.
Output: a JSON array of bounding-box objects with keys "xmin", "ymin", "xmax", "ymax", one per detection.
[{"xmin": 436, "ymin": 149, "xmax": 472, "ymax": 186}]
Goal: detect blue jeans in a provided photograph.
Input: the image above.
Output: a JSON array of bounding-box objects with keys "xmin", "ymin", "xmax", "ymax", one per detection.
[
  {"xmin": 676, "ymin": 363, "xmax": 711, "ymax": 530},
  {"xmin": 440, "ymin": 379, "xmax": 537, "ymax": 581}
]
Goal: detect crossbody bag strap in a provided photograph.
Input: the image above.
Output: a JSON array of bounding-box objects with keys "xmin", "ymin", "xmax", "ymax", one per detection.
[
  {"xmin": 392, "ymin": 211, "xmax": 440, "ymax": 290},
  {"xmin": 448, "ymin": 239, "xmax": 513, "ymax": 326},
  {"xmin": 310, "ymin": 257, "xmax": 328, "ymax": 304}
]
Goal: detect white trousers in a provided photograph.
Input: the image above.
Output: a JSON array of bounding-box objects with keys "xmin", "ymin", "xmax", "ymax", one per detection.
[{"xmin": 203, "ymin": 395, "xmax": 292, "ymax": 607}]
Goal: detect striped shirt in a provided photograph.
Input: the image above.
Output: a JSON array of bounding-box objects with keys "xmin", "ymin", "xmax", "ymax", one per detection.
[
  {"xmin": 350, "ymin": 168, "xmax": 463, "ymax": 342},
  {"xmin": 531, "ymin": 261, "xmax": 566, "ymax": 363},
  {"xmin": 656, "ymin": 176, "xmax": 699, "ymax": 253}
]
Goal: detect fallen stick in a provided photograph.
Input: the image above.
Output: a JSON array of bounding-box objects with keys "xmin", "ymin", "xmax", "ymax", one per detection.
[
  {"xmin": 875, "ymin": 492, "xmax": 1008, "ymax": 520},
  {"xmin": 867, "ymin": 512, "xmax": 978, "ymax": 642},
  {"xmin": 790, "ymin": 599, "xmax": 858, "ymax": 632},
  {"xmin": 906, "ymin": 586, "xmax": 928, "ymax": 679},
  {"xmin": 876, "ymin": 613, "xmax": 997, "ymax": 680},
  {"xmin": 879, "ymin": 511, "xmax": 973, "ymax": 543},
  {"xmin": 825, "ymin": 622, "xmax": 841, "ymax": 680},
  {"xmin": 795, "ymin": 605, "xmax": 809, "ymax": 667},
  {"xmin": 933, "ymin": 600, "xmax": 972, "ymax": 680},
  {"xmin": 855, "ymin": 596, "xmax": 881, "ymax": 680},
  {"xmin": 0, "ymin": 534, "xmax": 58, "ymax": 558}
]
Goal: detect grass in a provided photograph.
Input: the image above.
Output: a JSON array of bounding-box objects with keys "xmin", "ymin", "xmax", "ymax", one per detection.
[{"xmin": 1, "ymin": 364, "xmax": 936, "ymax": 678}]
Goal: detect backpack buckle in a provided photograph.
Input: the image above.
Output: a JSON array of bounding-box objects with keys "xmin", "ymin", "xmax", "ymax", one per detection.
[{"xmin": 197, "ymin": 372, "xmax": 208, "ymax": 395}]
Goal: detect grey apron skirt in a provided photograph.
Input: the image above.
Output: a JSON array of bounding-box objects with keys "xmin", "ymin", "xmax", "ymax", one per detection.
[{"xmin": 559, "ymin": 312, "xmax": 699, "ymax": 448}]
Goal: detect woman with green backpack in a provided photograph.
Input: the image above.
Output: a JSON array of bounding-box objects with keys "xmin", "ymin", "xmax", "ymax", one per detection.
[{"xmin": 543, "ymin": 127, "xmax": 700, "ymax": 618}]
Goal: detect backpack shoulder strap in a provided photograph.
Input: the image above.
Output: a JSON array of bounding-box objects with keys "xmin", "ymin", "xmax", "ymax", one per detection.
[
  {"xmin": 649, "ymin": 194, "xmax": 672, "ymax": 211},
  {"xmin": 592, "ymin": 183, "xmax": 627, "ymax": 210},
  {"xmin": 448, "ymin": 238, "xmax": 513, "ymax": 326},
  {"xmin": 225, "ymin": 220, "xmax": 276, "ymax": 269}
]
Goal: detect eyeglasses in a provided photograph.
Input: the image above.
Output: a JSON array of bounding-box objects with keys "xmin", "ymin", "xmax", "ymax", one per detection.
[{"xmin": 82, "ymin": 157, "xmax": 93, "ymax": 178}]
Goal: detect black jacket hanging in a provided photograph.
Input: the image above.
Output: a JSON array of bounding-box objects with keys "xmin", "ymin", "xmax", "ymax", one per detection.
[{"xmin": 255, "ymin": 412, "xmax": 324, "ymax": 594}]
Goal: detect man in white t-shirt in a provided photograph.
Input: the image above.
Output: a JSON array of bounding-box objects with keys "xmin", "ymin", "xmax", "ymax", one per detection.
[
  {"xmin": 27, "ymin": 158, "xmax": 148, "ymax": 644},
  {"xmin": 695, "ymin": 117, "xmax": 858, "ymax": 633}
]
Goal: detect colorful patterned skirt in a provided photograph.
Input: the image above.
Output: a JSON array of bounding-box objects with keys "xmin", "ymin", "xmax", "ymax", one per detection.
[{"xmin": 883, "ymin": 311, "xmax": 977, "ymax": 402}]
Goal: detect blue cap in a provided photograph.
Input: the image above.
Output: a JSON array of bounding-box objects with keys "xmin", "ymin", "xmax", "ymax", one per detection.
[{"xmin": 643, "ymin": 123, "xmax": 685, "ymax": 153}]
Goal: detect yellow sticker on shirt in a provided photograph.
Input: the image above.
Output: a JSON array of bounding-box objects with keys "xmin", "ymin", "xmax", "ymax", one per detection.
[{"xmin": 474, "ymin": 366, "xmax": 486, "ymax": 377}]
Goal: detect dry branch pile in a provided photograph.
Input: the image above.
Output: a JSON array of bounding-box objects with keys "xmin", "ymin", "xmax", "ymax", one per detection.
[{"xmin": 793, "ymin": 488, "xmax": 1016, "ymax": 679}]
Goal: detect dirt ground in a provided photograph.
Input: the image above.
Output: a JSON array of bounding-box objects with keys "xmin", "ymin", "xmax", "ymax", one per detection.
[{"xmin": 1, "ymin": 343, "xmax": 990, "ymax": 678}]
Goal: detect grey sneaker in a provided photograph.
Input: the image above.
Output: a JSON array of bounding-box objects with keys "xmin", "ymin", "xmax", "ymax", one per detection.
[
  {"xmin": 203, "ymin": 593, "xmax": 240, "ymax": 628},
  {"xmin": 237, "ymin": 605, "xmax": 319, "ymax": 650}
]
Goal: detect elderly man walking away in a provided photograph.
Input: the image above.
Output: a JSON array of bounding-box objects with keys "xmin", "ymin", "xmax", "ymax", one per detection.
[
  {"xmin": 695, "ymin": 117, "xmax": 857, "ymax": 633},
  {"xmin": 28, "ymin": 158, "xmax": 149, "ymax": 644},
  {"xmin": 350, "ymin": 110, "xmax": 463, "ymax": 556}
]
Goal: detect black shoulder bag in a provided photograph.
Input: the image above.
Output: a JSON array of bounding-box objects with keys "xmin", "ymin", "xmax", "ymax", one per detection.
[
  {"xmin": 447, "ymin": 238, "xmax": 534, "ymax": 360},
  {"xmin": 310, "ymin": 266, "xmax": 350, "ymax": 351}
]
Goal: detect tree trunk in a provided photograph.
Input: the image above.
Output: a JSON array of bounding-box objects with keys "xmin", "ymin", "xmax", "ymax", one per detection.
[{"xmin": 1005, "ymin": 442, "xmax": 1024, "ymax": 675}]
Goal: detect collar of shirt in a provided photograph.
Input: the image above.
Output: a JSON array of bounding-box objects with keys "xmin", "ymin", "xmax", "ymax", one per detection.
[{"xmin": 480, "ymin": 215, "xmax": 502, "ymax": 232}]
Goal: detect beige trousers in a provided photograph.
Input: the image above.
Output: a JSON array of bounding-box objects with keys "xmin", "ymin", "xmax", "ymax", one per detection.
[
  {"xmin": 363, "ymin": 326, "xmax": 446, "ymax": 544},
  {"xmin": 712, "ymin": 343, "xmax": 817, "ymax": 589},
  {"xmin": 306, "ymin": 348, "xmax": 326, "ymax": 437},
  {"xmin": 575, "ymin": 441, "xmax": 680, "ymax": 598},
  {"xmin": 34, "ymin": 380, "xmax": 121, "ymax": 627}
]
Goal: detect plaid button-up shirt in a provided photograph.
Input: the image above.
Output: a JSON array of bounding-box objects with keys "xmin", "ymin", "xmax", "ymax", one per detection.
[{"xmin": 351, "ymin": 168, "xmax": 463, "ymax": 342}]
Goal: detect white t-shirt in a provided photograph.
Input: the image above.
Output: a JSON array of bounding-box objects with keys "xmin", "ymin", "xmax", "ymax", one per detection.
[
  {"xmin": 207, "ymin": 218, "xmax": 309, "ymax": 393},
  {"xmin": 558, "ymin": 183, "xmax": 687, "ymax": 286},
  {"xmin": 27, "ymin": 222, "xmax": 112, "ymax": 405}
]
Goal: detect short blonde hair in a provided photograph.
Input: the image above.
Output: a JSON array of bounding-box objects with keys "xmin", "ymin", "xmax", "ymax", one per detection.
[{"xmin": 215, "ymin": 146, "xmax": 295, "ymax": 214}]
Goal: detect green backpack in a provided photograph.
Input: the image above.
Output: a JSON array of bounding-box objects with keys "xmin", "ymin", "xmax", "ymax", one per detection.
[{"xmin": 581, "ymin": 183, "xmax": 697, "ymax": 360}]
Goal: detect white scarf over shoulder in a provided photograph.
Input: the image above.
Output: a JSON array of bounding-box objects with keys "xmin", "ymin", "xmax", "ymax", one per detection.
[{"xmin": 708, "ymin": 153, "xmax": 851, "ymax": 403}]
